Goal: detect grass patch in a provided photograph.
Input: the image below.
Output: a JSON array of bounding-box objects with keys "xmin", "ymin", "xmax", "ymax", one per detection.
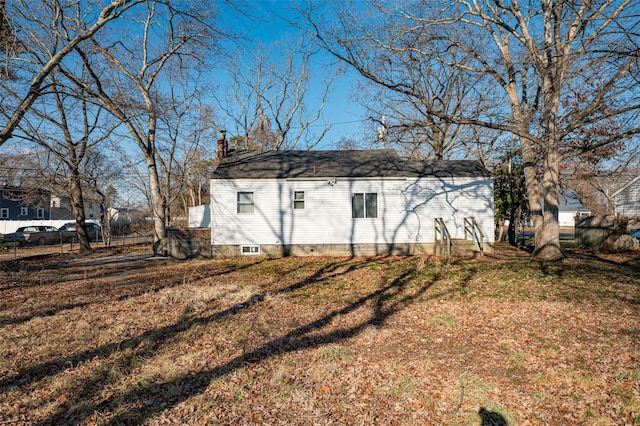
[
  {"xmin": 388, "ymin": 375, "xmax": 419, "ymax": 396},
  {"xmin": 431, "ymin": 314, "xmax": 456, "ymax": 327},
  {"xmin": 316, "ymin": 344, "xmax": 352, "ymax": 362}
]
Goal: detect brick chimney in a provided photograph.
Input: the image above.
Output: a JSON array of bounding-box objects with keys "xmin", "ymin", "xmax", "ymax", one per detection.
[{"xmin": 217, "ymin": 130, "xmax": 227, "ymax": 162}]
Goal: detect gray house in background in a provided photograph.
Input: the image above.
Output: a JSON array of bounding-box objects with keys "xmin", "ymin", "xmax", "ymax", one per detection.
[
  {"xmin": 0, "ymin": 187, "xmax": 50, "ymax": 220},
  {"xmin": 209, "ymin": 149, "xmax": 494, "ymax": 258},
  {"xmin": 612, "ymin": 176, "xmax": 640, "ymax": 217}
]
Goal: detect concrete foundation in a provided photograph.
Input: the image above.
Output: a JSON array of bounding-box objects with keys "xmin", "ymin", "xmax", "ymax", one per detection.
[
  {"xmin": 212, "ymin": 242, "xmax": 433, "ymax": 258},
  {"xmin": 212, "ymin": 241, "xmax": 494, "ymax": 258}
]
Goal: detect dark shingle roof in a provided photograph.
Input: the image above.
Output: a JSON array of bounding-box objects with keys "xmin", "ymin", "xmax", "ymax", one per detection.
[
  {"xmin": 211, "ymin": 149, "xmax": 491, "ymax": 179},
  {"xmin": 558, "ymin": 189, "xmax": 589, "ymax": 212},
  {"xmin": 540, "ymin": 189, "xmax": 589, "ymax": 212}
]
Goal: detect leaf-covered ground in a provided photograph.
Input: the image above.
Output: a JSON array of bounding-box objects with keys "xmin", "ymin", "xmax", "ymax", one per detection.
[{"xmin": 0, "ymin": 245, "xmax": 638, "ymax": 425}]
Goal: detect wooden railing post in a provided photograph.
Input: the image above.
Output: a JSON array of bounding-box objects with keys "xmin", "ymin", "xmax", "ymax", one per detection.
[
  {"xmin": 435, "ymin": 218, "xmax": 452, "ymax": 258},
  {"xmin": 463, "ymin": 217, "xmax": 484, "ymax": 255}
]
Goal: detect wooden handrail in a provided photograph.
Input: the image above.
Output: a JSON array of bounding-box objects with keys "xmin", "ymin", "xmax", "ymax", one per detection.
[
  {"xmin": 464, "ymin": 217, "xmax": 484, "ymax": 254},
  {"xmin": 434, "ymin": 218, "xmax": 452, "ymax": 258}
]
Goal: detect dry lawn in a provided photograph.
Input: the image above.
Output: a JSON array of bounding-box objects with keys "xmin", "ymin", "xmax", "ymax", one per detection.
[{"xmin": 0, "ymin": 244, "xmax": 638, "ymax": 425}]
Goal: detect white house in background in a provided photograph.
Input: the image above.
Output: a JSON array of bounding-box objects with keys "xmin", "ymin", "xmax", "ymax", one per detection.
[
  {"xmin": 209, "ymin": 149, "xmax": 494, "ymax": 257},
  {"xmin": 188, "ymin": 204, "xmax": 211, "ymax": 228},
  {"xmin": 50, "ymin": 194, "xmax": 100, "ymax": 220},
  {"xmin": 558, "ymin": 189, "xmax": 590, "ymax": 227},
  {"xmin": 612, "ymin": 176, "xmax": 640, "ymax": 217}
]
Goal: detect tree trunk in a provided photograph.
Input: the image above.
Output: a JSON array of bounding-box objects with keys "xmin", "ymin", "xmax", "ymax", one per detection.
[
  {"xmin": 497, "ymin": 220, "xmax": 505, "ymax": 243},
  {"xmin": 146, "ymin": 154, "xmax": 167, "ymax": 254},
  {"xmin": 69, "ymin": 171, "xmax": 92, "ymax": 253},
  {"xmin": 533, "ymin": 137, "xmax": 563, "ymax": 261},
  {"xmin": 507, "ymin": 211, "xmax": 517, "ymax": 246},
  {"xmin": 520, "ymin": 138, "xmax": 544, "ymax": 250}
]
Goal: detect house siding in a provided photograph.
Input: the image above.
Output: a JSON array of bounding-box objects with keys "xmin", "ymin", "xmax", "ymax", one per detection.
[
  {"xmin": 559, "ymin": 211, "xmax": 590, "ymax": 227},
  {"xmin": 615, "ymin": 180, "xmax": 640, "ymax": 217},
  {"xmin": 210, "ymin": 176, "xmax": 494, "ymax": 256},
  {"xmin": 0, "ymin": 191, "xmax": 49, "ymax": 220}
]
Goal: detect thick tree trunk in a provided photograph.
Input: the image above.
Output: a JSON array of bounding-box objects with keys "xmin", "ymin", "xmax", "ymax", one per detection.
[
  {"xmin": 533, "ymin": 137, "xmax": 563, "ymax": 261},
  {"xmin": 533, "ymin": 60, "xmax": 564, "ymax": 261},
  {"xmin": 520, "ymin": 138, "xmax": 544, "ymax": 249}
]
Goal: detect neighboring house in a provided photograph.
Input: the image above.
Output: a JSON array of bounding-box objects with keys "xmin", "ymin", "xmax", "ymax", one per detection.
[
  {"xmin": 538, "ymin": 189, "xmax": 590, "ymax": 227},
  {"xmin": 108, "ymin": 207, "xmax": 145, "ymax": 223},
  {"xmin": 209, "ymin": 149, "xmax": 494, "ymax": 257},
  {"xmin": 558, "ymin": 189, "xmax": 591, "ymax": 227},
  {"xmin": 0, "ymin": 186, "xmax": 50, "ymax": 220},
  {"xmin": 612, "ymin": 176, "xmax": 640, "ymax": 217},
  {"xmin": 50, "ymin": 194, "xmax": 100, "ymax": 220}
]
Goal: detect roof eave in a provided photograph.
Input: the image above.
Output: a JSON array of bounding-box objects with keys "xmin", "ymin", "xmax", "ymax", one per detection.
[{"xmin": 611, "ymin": 175, "xmax": 640, "ymax": 198}]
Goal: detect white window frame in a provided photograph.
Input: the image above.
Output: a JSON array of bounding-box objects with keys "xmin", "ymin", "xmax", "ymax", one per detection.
[
  {"xmin": 36, "ymin": 208, "xmax": 45, "ymax": 219},
  {"xmin": 20, "ymin": 206, "xmax": 28, "ymax": 216},
  {"xmin": 241, "ymin": 245, "xmax": 260, "ymax": 255},
  {"xmin": 237, "ymin": 192, "xmax": 254, "ymax": 214},
  {"xmin": 0, "ymin": 208, "xmax": 8, "ymax": 219},
  {"xmin": 352, "ymin": 193, "xmax": 378, "ymax": 218},
  {"xmin": 293, "ymin": 191, "xmax": 305, "ymax": 210}
]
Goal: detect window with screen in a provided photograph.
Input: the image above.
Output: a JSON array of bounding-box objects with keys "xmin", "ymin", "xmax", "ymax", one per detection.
[
  {"xmin": 237, "ymin": 192, "xmax": 254, "ymax": 214},
  {"xmin": 294, "ymin": 191, "xmax": 305, "ymax": 210},
  {"xmin": 352, "ymin": 193, "xmax": 377, "ymax": 218}
]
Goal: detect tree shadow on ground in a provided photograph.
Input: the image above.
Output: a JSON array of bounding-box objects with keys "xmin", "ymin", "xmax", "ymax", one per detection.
[
  {"xmin": 0, "ymin": 256, "xmax": 268, "ymax": 328},
  {"xmin": 25, "ymin": 256, "xmax": 470, "ymax": 425},
  {"xmin": 533, "ymin": 250, "xmax": 640, "ymax": 306},
  {"xmin": 0, "ymin": 257, "xmax": 373, "ymax": 391}
]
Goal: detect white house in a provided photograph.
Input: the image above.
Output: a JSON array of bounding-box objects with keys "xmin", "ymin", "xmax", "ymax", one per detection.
[
  {"xmin": 50, "ymin": 194, "xmax": 100, "ymax": 220},
  {"xmin": 612, "ymin": 176, "xmax": 640, "ymax": 217},
  {"xmin": 188, "ymin": 204, "xmax": 211, "ymax": 228},
  {"xmin": 558, "ymin": 189, "xmax": 590, "ymax": 227},
  {"xmin": 209, "ymin": 149, "xmax": 494, "ymax": 257}
]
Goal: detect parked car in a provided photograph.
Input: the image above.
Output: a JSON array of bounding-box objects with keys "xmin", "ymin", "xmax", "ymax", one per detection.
[
  {"xmin": 631, "ymin": 229, "xmax": 640, "ymax": 240},
  {"xmin": 2, "ymin": 226, "xmax": 62, "ymax": 245},
  {"xmin": 1, "ymin": 230, "xmax": 26, "ymax": 244},
  {"xmin": 59, "ymin": 222, "xmax": 102, "ymax": 242}
]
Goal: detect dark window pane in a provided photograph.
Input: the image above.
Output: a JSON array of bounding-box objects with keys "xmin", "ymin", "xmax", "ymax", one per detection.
[
  {"xmin": 366, "ymin": 193, "xmax": 377, "ymax": 218},
  {"xmin": 352, "ymin": 193, "xmax": 364, "ymax": 218}
]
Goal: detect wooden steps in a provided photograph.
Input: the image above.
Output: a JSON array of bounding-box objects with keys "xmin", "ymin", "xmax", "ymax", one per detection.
[{"xmin": 435, "ymin": 238, "xmax": 483, "ymax": 258}]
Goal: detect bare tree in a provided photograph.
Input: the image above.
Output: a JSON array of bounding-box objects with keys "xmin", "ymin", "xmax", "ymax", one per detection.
[
  {"xmin": 155, "ymin": 69, "xmax": 217, "ymax": 226},
  {"xmin": 215, "ymin": 41, "xmax": 333, "ymax": 151},
  {"xmin": 302, "ymin": 0, "xmax": 640, "ymax": 260},
  {"xmin": 12, "ymin": 72, "xmax": 117, "ymax": 252},
  {"xmin": 564, "ymin": 142, "xmax": 640, "ymax": 214},
  {"xmin": 60, "ymin": 1, "xmax": 218, "ymax": 248},
  {"xmin": 0, "ymin": 0, "xmax": 144, "ymax": 145},
  {"xmin": 351, "ymin": 34, "xmax": 492, "ymax": 160},
  {"xmin": 83, "ymin": 150, "xmax": 120, "ymax": 246}
]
